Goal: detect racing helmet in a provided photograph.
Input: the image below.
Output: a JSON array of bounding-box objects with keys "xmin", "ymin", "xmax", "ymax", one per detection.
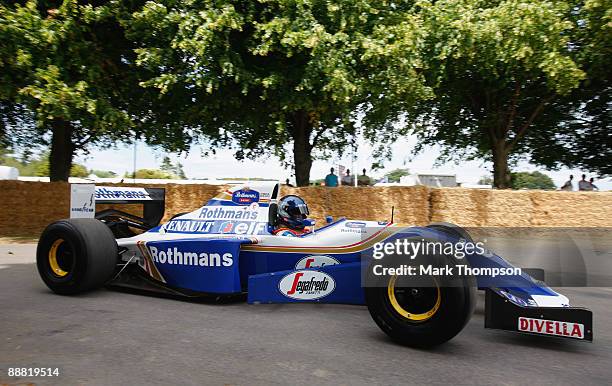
[{"xmin": 277, "ymin": 195, "xmax": 310, "ymax": 230}]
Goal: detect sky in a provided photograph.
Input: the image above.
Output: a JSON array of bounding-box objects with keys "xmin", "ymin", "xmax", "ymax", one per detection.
[{"xmin": 74, "ymin": 134, "xmax": 611, "ymax": 190}]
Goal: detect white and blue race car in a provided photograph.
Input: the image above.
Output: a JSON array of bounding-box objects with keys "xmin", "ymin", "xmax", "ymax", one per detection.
[{"xmin": 36, "ymin": 182, "xmax": 593, "ymax": 347}]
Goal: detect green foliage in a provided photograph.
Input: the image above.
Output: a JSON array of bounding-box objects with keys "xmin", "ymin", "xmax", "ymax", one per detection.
[
  {"xmin": 363, "ymin": 0, "xmax": 610, "ymax": 187},
  {"xmin": 126, "ymin": 0, "xmax": 426, "ymax": 184},
  {"xmin": 69, "ymin": 163, "xmax": 89, "ymax": 177},
  {"xmin": 31, "ymin": 157, "xmax": 88, "ymax": 178},
  {"xmin": 125, "ymin": 169, "xmax": 176, "ymax": 179},
  {"xmin": 0, "ymin": 1, "xmax": 193, "ymax": 180},
  {"xmin": 2, "ymin": 0, "xmax": 608, "ymax": 184},
  {"xmin": 0, "ymin": 2, "xmax": 134, "ymax": 135},
  {"xmin": 175, "ymin": 163, "xmax": 186, "ymax": 179},
  {"xmin": 0, "ymin": 150, "xmax": 88, "ymax": 177},
  {"xmin": 160, "ymin": 156, "xmax": 174, "ymax": 174},
  {"xmin": 510, "ymin": 171, "xmax": 556, "ymax": 190},
  {"xmin": 91, "ymin": 170, "xmax": 117, "ymax": 178},
  {"xmin": 0, "ymin": 148, "xmax": 47, "ymax": 176},
  {"xmin": 385, "ymin": 168, "xmax": 410, "ymax": 183},
  {"xmin": 160, "ymin": 156, "xmax": 187, "ymax": 179},
  {"xmin": 478, "ymin": 176, "xmax": 494, "ymax": 185}
]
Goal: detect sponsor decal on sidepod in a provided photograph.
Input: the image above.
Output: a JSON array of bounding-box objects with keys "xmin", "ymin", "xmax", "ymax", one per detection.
[
  {"xmin": 518, "ymin": 317, "xmax": 584, "ymax": 339},
  {"xmin": 295, "ymin": 255, "xmax": 340, "ymax": 270},
  {"xmin": 279, "ymin": 271, "xmax": 336, "ymax": 300},
  {"xmin": 148, "ymin": 246, "xmax": 233, "ymax": 267}
]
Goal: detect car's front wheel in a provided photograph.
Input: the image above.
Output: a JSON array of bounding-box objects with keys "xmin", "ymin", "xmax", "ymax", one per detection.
[
  {"xmin": 365, "ymin": 251, "xmax": 476, "ymax": 347},
  {"xmin": 37, "ymin": 219, "xmax": 118, "ymax": 295}
]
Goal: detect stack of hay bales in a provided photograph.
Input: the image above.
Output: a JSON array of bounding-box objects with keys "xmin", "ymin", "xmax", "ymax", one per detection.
[
  {"xmin": 0, "ymin": 181, "xmax": 70, "ymax": 237},
  {"xmin": 529, "ymin": 191, "xmax": 612, "ymax": 227},
  {"xmin": 163, "ymin": 184, "xmax": 227, "ymax": 221},
  {"xmin": 1, "ymin": 181, "xmax": 611, "ymax": 238},
  {"xmin": 430, "ymin": 188, "xmax": 612, "ymax": 227},
  {"xmin": 282, "ymin": 185, "xmax": 430, "ymax": 225}
]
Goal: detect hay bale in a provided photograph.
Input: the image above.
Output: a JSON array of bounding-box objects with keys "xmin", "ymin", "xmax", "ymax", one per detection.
[
  {"xmin": 431, "ymin": 188, "xmax": 612, "ymax": 227},
  {"xmin": 1, "ymin": 181, "xmax": 611, "ymax": 237},
  {"xmin": 282, "ymin": 186, "xmax": 430, "ymax": 225},
  {"xmin": 163, "ymin": 184, "xmax": 228, "ymax": 221},
  {"xmin": 0, "ymin": 181, "xmax": 69, "ymax": 237}
]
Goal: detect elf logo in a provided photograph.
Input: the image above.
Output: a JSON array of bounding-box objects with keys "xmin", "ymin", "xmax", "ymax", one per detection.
[
  {"xmin": 295, "ymin": 255, "xmax": 340, "ymax": 270},
  {"xmin": 220, "ymin": 221, "xmax": 234, "ymax": 233},
  {"xmin": 518, "ymin": 317, "xmax": 584, "ymax": 339},
  {"xmin": 279, "ymin": 271, "xmax": 336, "ymax": 300}
]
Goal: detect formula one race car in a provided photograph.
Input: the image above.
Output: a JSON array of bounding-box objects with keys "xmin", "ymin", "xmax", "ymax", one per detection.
[{"xmin": 36, "ymin": 182, "xmax": 593, "ymax": 347}]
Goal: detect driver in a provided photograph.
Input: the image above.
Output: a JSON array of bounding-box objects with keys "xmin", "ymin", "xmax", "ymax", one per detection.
[{"xmin": 272, "ymin": 195, "xmax": 312, "ymax": 236}]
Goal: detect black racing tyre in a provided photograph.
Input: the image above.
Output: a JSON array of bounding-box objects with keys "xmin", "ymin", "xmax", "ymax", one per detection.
[
  {"xmin": 37, "ymin": 219, "xmax": 118, "ymax": 295},
  {"xmin": 426, "ymin": 222, "xmax": 473, "ymax": 243},
  {"xmin": 365, "ymin": 251, "xmax": 476, "ymax": 347}
]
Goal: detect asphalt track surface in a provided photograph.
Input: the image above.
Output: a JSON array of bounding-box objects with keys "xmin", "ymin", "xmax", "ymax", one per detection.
[{"xmin": 1, "ymin": 244, "xmax": 611, "ymax": 386}]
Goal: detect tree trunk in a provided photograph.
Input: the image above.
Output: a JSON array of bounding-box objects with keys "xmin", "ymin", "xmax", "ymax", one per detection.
[
  {"xmin": 491, "ymin": 140, "xmax": 511, "ymax": 189},
  {"xmin": 49, "ymin": 119, "xmax": 74, "ymax": 182},
  {"xmin": 291, "ymin": 111, "xmax": 313, "ymax": 187}
]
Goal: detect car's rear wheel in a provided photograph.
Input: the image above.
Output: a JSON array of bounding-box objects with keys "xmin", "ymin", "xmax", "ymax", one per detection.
[
  {"xmin": 37, "ymin": 219, "xmax": 118, "ymax": 295},
  {"xmin": 365, "ymin": 251, "xmax": 476, "ymax": 347}
]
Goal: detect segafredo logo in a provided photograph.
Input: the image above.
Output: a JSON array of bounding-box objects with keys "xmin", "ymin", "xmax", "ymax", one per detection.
[
  {"xmin": 279, "ymin": 271, "xmax": 335, "ymax": 300},
  {"xmin": 232, "ymin": 188, "xmax": 259, "ymax": 205},
  {"xmin": 148, "ymin": 246, "xmax": 233, "ymax": 267},
  {"xmin": 295, "ymin": 255, "xmax": 340, "ymax": 270},
  {"xmin": 518, "ymin": 317, "xmax": 584, "ymax": 339}
]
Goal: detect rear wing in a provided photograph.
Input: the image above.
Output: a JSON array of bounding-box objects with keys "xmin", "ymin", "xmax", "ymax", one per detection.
[{"xmin": 70, "ymin": 184, "xmax": 166, "ymax": 229}]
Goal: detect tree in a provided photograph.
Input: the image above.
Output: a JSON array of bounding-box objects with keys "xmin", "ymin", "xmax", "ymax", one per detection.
[
  {"xmin": 160, "ymin": 156, "xmax": 174, "ymax": 175},
  {"xmin": 69, "ymin": 163, "xmax": 89, "ymax": 178},
  {"xmin": 527, "ymin": 0, "xmax": 612, "ymax": 176},
  {"xmin": 127, "ymin": 1, "xmax": 420, "ymax": 186},
  {"xmin": 125, "ymin": 169, "xmax": 175, "ymax": 179},
  {"xmin": 160, "ymin": 156, "xmax": 186, "ymax": 179},
  {"xmin": 0, "ymin": 102, "xmax": 38, "ymax": 151},
  {"xmin": 385, "ymin": 168, "xmax": 410, "ymax": 183},
  {"xmin": 174, "ymin": 162, "xmax": 187, "ymax": 179},
  {"xmin": 30, "ymin": 154, "xmax": 88, "ymax": 178},
  {"xmin": 477, "ymin": 176, "xmax": 493, "ymax": 186},
  {"xmin": 510, "ymin": 171, "xmax": 556, "ymax": 190},
  {"xmin": 364, "ymin": 0, "xmax": 609, "ymax": 188},
  {"xmin": 91, "ymin": 170, "xmax": 117, "ymax": 178},
  {"xmin": 0, "ymin": 149, "xmax": 88, "ymax": 177},
  {"xmin": 0, "ymin": 1, "xmax": 190, "ymax": 181}
]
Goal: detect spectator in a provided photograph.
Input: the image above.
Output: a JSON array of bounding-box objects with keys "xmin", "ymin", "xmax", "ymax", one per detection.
[
  {"xmin": 560, "ymin": 175, "xmax": 573, "ymax": 191},
  {"xmin": 342, "ymin": 169, "xmax": 354, "ymax": 186},
  {"xmin": 578, "ymin": 174, "xmax": 590, "ymax": 191},
  {"xmin": 285, "ymin": 178, "xmax": 294, "ymax": 187},
  {"xmin": 324, "ymin": 167, "xmax": 338, "ymax": 187},
  {"xmin": 358, "ymin": 168, "xmax": 371, "ymax": 186},
  {"xmin": 589, "ymin": 177, "xmax": 599, "ymax": 191}
]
